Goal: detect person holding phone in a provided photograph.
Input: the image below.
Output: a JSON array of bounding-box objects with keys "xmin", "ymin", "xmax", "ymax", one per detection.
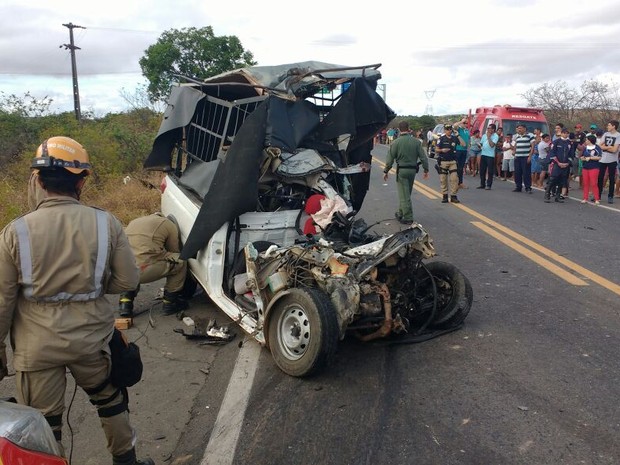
[{"xmin": 478, "ymin": 124, "xmax": 499, "ymax": 189}]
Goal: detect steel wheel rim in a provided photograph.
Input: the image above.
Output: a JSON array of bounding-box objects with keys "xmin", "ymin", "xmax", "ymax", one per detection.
[{"xmin": 276, "ymin": 304, "xmax": 310, "ymax": 360}]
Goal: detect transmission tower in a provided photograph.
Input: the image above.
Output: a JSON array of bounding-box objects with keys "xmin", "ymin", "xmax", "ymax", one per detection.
[
  {"xmin": 377, "ymin": 83, "xmax": 386, "ymax": 102},
  {"xmin": 424, "ymin": 89, "xmax": 436, "ymax": 116},
  {"xmin": 61, "ymin": 22, "xmax": 86, "ymax": 121}
]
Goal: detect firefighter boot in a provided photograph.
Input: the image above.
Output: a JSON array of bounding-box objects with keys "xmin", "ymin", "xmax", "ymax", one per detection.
[
  {"xmin": 451, "ymin": 195, "xmax": 460, "ymax": 204},
  {"xmin": 162, "ymin": 290, "xmax": 189, "ymax": 315},
  {"xmin": 441, "ymin": 194, "xmax": 449, "ymax": 203},
  {"xmin": 112, "ymin": 447, "xmax": 154, "ymax": 465},
  {"xmin": 118, "ymin": 288, "xmax": 138, "ymax": 318}
]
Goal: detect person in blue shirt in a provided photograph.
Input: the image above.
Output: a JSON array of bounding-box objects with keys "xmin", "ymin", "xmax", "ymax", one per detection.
[
  {"xmin": 454, "ymin": 118, "xmax": 470, "ymax": 189},
  {"xmin": 477, "ymin": 124, "xmax": 499, "ymax": 189}
]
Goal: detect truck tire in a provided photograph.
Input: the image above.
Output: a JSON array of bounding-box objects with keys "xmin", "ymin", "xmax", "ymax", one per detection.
[
  {"xmin": 416, "ymin": 261, "xmax": 473, "ymax": 329},
  {"xmin": 268, "ymin": 288, "xmax": 339, "ymax": 377}
]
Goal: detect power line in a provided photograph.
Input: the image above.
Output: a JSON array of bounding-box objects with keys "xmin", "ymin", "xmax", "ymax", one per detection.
[
  {"xmin": 86, "ymin": 26, "xmax": 160, "ymax": 34},
  {"xmin": 423, "ymin": 42, "xmax": 613, "ymax": 51},
  {"xmin": 0, "ymin": 71, "xmax": 142, "ymax": 76}
]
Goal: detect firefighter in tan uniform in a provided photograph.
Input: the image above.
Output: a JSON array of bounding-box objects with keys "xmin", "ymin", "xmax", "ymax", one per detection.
[
  {"xmin": 118, "ymin": 213, "xmax": 188, "ymax": 317},
  {"xmin": 0, "ymin": 137, "xmax": 154, "ymax": 465}
]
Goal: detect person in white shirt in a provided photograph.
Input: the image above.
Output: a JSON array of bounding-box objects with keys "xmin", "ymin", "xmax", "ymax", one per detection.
[
  {"xmin": 426, "ymin": 128, "xmax": 434, "ymax": 152},
  {"xmin": 536, "ymin": 134, "xmax": 551, "ymax": 188},
  {"xmin": 598, "ymin": 119, "xmax": 620, "ymax": 203},
  {"xmin": 501, "ymin": 133, "xmax": 515, "ymax": 181}
]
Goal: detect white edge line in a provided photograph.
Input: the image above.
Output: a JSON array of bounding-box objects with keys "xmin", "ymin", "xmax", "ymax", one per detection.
[{"xmin": 200, "ymin": 339, "xmax": 262, "ymax": 465}]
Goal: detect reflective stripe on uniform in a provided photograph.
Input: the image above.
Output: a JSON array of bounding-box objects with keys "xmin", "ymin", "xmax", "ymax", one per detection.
[
  {"xmin": 15, "ymin": 209, "xmax": 109, "ymax": 302},
  {"xmin": 14, "ymin": 218, "xmax": 33, "ymax": 298},
  {"xmin": 93, "ymin": 210, "xmax": 109, "ymax": 296}
]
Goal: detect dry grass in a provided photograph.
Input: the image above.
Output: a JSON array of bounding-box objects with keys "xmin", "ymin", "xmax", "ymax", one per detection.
[
  {"xmin": 82, "ymin": 172, "xmax": 163, "ymax": 226},
  {"xmin": 0, "ymin": 169, "xmax": 164, "ymax": 230},
  {"xmin": 0, "ymin": 160, "xmax": 32, "ymax": 228},
  {"xmin": 0, "ymin": 176, "xmax": 28, "ymax": 227}
]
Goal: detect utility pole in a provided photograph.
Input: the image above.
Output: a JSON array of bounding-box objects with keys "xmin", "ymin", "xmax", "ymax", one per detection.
[{"xmin": 61, "ymin": 22, "xmax": 85, "ymax": 121}]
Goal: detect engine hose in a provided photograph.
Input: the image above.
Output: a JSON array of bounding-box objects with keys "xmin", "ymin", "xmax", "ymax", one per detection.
[{"xmin": 413, "ymin": 263, "xmax": 437, "ymax": 336}]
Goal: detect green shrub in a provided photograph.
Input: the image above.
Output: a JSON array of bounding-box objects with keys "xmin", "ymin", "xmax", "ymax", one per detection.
[{"xmin": 0, "ymin": 106, "xmax": 163, "ymax": 229}]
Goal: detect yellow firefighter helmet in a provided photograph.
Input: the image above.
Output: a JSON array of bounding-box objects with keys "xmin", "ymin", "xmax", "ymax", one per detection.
[{"xmin": 32, "ymin": 136, "xmax": 92, "ymax": 175}]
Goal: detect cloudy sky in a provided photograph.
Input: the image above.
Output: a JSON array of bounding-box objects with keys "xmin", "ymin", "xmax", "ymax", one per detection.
[{"xmin": 2, "ymin": 0, "xmax": 619, "ymax": 117}]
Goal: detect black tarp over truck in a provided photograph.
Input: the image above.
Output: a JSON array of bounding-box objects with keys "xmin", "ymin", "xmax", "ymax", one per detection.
[{"xmin": 143, "ymin": 61, "xmax": 395, "ymax": 259}]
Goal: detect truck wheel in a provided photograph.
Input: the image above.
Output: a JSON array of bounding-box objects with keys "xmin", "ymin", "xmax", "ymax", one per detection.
[
  {"xmin": 417, "ymin": 261, "xmax": 473, "ymax": 329},
  {"xmin": 268, "ymin": 288, "xmax": 339, "ymax": 377}
]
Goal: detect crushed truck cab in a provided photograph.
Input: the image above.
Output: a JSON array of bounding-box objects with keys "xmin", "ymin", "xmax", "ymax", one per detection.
[{"xmin": 146, "ymin": 61, "xmax": 473, "ymax": 377}]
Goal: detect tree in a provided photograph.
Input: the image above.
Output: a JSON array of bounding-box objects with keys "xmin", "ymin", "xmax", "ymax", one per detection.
[
  {"xmin": 416, "ymin": 115, "xmax": 437, "ymax": 130},
  {"xmin": 393, "ymin": 115, "xmax": 436, "ymax": 132},
  {"xmin": 0, "ymin": 92, "xmax": 55, "ymax": 166},
  {"xmin": 0, "ymin": 91, "xmax": 53, "ymax": 117},
  {"xmin": 521, "ymin": 79, "xmax": 620, "ymax": 127},
  {"xmin": 119, "ymin": 83, "xmax": 166, "ymax": 114},
  {"xmin": 139, "ymin": 26, "xmax": 257, "ymax": 102}
]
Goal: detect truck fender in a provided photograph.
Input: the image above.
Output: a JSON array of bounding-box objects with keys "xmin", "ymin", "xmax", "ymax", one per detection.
[{"xmin": 262, "ymin": 288, "xmax": 297, "ymax": 349}]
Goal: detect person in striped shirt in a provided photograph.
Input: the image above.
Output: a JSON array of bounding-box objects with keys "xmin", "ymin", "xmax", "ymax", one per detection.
[{"xmin": 512, "ymin": 124, "xmax": 534, "ymax": 193}]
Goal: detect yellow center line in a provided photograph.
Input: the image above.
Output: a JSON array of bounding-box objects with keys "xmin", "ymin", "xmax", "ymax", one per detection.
[
  {"xmin": 372, "ymin": 156, "xmax": 620, "ymax": 296},
  {"xmin": 456, "ymin": 203, "xmax": 620, "ymax": 296},
  {"xmin": 471, "ymin": 222, "xmax": 588, "ymax": 286},
  {"xmin": 413, "ymin": 180, "xmax": 441, "ymax": 198},
  {"xmin": 415, "ymin": 185, "xmax": 440, "ymax": 200}
]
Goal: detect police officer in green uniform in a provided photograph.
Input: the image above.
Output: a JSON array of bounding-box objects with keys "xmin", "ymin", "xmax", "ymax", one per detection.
[{"xmin": 383, "ymin": 121, "xmax": 429, "ymax": 224}]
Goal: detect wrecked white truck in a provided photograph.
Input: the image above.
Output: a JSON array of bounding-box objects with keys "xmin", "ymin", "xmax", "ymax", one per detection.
[{"xmin": 144, "ymin": 61, "xmax": 473, "ymax": 377}]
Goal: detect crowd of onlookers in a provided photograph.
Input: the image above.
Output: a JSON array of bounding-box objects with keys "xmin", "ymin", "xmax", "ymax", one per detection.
[
  {"xmin": 378, "ymin": 120, "xmax": 620, "ymax": 205},
  {"xmin": 459, "ymin": 121, "xmax": 619, "ymax": 204}
]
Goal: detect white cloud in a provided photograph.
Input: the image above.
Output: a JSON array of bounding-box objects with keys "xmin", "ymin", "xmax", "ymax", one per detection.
[{"xmin": 2, "ymin": 0, "xmax": 620, "ymax": 116}]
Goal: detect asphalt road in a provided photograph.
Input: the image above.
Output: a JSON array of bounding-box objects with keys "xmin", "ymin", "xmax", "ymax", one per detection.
[
  {"xmin": 230, "ymin": 146, "xmax": 620, "ymax": 465},
  {"xmin": 2, "ymin": 143, "xmax": 619, "ymax": 465}
]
